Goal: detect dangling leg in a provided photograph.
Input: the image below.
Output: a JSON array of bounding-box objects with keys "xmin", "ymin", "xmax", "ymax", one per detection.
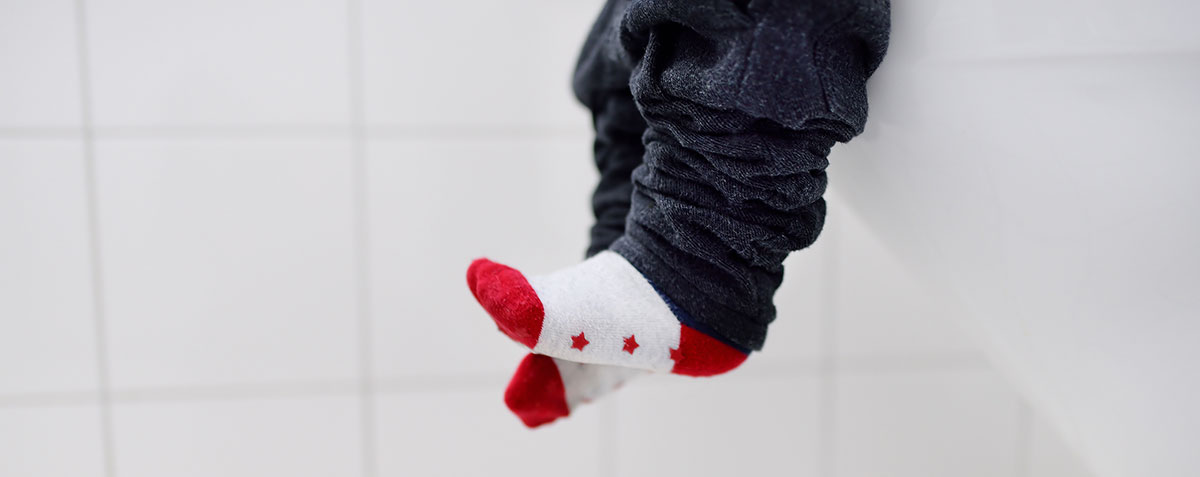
[
  {"xmin": 503, "ymin": 0, "xmax": 649, "ymax": 428},
  {"xmin": 475, "ymin": 0, "xmax": 891, "ymax": 424}
]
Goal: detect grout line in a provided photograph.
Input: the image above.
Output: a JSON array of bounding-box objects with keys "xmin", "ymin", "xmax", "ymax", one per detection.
[
  {"xmin": 0, "ymin": 377, "xmax": 499, "ymax": 408},
  {"xmin": 366, "ymin": 124, "xmax": 591, "ymax": 140},
  {"xmin": 727, "ymin": 360, "xmax": 823, "ymax": 379},
  {"xmin": 0, "ymin": 126, "xmax": 85, "ymax": 139},
  {"xmin": 109, "ymin": 380, "xmax": 359, "ymax": 404},
  {"xmin": 373, "ymin": 375, "xmax": 509, "ymax": 393},
  {"xmin": 0, "ymin": 124, "xmax": 590, "ymax": 141},
  {"xmin": 90, "ymin": 124, "xmax": 352, "ymax": 139},
  {"xmin": 0, "ymin": 353, "xmax": 991, "ymax": 408},
  {"xmin": 817, "ymin": 202, "xmax": 841, "ymax": 477},
  {"xmin": 346, "ymin": 0, "xmax": 376, "ymax": 476},
  {"xmin": 73, "ymin": 0, "xmax": 116, "ymax": 476},
  {"xmin": 0, "ymin": 391, "xmax": 99, "ymax": 409},
  {"xmin": 0, "ymin": 349, "xmax": 993, "ymax": 405}
]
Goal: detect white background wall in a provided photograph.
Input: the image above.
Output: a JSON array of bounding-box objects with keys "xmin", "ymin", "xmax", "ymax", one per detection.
[
  {"xmin": 833, "ymin": 1, "xmax": 1200, "ymax": 475},
  {"xmin": 1, "ymin": 1, "xmax": 1094, "ymax": 476}
]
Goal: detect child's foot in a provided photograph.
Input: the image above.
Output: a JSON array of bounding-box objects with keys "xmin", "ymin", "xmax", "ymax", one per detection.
[
  {"xmin": 466, "ymin": 251, "xmax": 748, "ymax": 376},
  {"xmin": 504, "ymin": 353, "xmax": 644, "ymax": 428}
]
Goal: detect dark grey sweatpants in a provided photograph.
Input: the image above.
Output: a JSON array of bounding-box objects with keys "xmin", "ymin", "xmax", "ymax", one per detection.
[{"xmin": 575, "ymin": 0, "xmax": 889, "ymax": 351}]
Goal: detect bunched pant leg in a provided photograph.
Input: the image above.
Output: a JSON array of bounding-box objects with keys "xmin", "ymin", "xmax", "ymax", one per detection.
[
  {"xmin": 573, "ymin": 0, "xmax": 649, "ymax": 258},
  {"xmin": 608, "ymin": 0, "xmax": 891, "ymax": 351}
]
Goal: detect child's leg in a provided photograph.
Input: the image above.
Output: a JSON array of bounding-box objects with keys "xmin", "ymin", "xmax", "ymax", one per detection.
[
  {"xmin": 575, "ymin": 0, "xmax": 647, "ymax": 258},
  {"xmin": 472, "ymin": 0, "xmax": 889, "ymax": 372},
  {"xmin": 502, "ymin": 0, "xmax": 650, "ymax": 427}
]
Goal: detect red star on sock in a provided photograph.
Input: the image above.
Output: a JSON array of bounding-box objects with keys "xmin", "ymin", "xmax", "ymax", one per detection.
[
  {"xmin": 670, "ymin": 347, "xmax": 683, "ymax": 362},
  {"xmin": 571, "ymin": 332, "xmax": 589, "ymax": 351},
  {"xmin": 622, "ymin": 335, "xmax": 639, "ymax": 354}
]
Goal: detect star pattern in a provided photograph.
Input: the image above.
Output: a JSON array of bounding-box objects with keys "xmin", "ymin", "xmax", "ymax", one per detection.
[
  {"xmin": 622, "ymin": 334, "xmax": 639, "ymax": 354},
  {"xmin": 571, "ymin": 332, "xmax": 589, "ymax": 351},
  {"xmin": 670, "ymin": 347, "xmax": 683, "ymax": 362}
]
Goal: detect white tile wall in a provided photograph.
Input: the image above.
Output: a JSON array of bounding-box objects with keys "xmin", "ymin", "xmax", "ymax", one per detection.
[
  {"xmin": 0, "ymin": 1, "xmax": 1104, "ymax": 477},
  {"xmin": 362, "ymin": 0, "xmax": 599, "ymax": 129},
  {"xmin": 94, "ymin": 139, "xmax": 360, "ymax": 389},
  {"xmin": 613, "ymin": 375, "xmax": 822, "ymax": 477},
  {"xmin": 111, "ymin": 396, "xmax": 362, "ymax": 477},
  {"xmin": 891, "ymin": 0, "xmax": 1200, "ymax": 63},
  {"xmin": 0, "ymin": 141, "xmax": 98, "ymax": 395},
  {"xmin": 0, "ymin": 405, "xmax": 106, "ymax": 477},
  {"xmin": 1031, "ymin": 417, "xmax": 1096, "ymax": 477},
  {"xmin": 0, "ymin": 0, "xmax": 82, "ymax": 128},
  {"xmin": 833, "ymin": 368, "xmax": 1024, "ymax": 477},
  {"xmin": 837, "ymin": 30, "xmax": 1200, "ymax": 477},
  {"xmin": 85, "ymin": 0, "xmax": 351, "ymax": 128},
  {"xmin": 829, "ymin": 193, "xmax": 980, "ymax": 359},
  {"xmin": 375, "ymin": 388, "xmax": 603, "ymax": 477},
  {"xmin": 760, "ymin": 229, "xmax": 827, "ymax": 364},
  {"xmin": 367, "ymin": 137, "xmax": 595, "ymax": 378}
]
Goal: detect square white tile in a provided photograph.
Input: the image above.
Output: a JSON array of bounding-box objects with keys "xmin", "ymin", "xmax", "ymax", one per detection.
[
  {"xmin": 112, "ymin": 396, "xmax": 361, "ymax": 477},
  {"xmin": 0, "ymin": 405, "xmax": 106, "ymax": 477},
  {"xmin": 1031, "ymin": 414, "xmax": 1095, "ymax": 477},
  {"xmin": 362, "ymin": 0, "xmax": 600, "ymax": 128},
  {"xmin": 95, "ymin": 138, "xmax": 359, "ymax": 389},
  {"xmin": 830, "ymin": 196, "xmax": 980, "ymax": 358},
  {"xmin": 0, "ymin": 140, "xmax": 98, "ymax": 395},
  {"xmin": 613, "ymin": 375, "xmax": 821, "ymax": 477},
  {"xmin": 85, "ymin": 0, "xmax": 350, "ymax": 127},
  {"xmin": 0, "ymin": 0, "xmax": 82, "ymax": 128},
  {"xmin": 367, "ymin": 137, "xmax": 596, "ymax": 378},
  {"xmin": 376, "ymin": 388, "xmax": 603, "ymax": 477},
  {"xmin": 833, "ymin": 368, "xmax": 1023, "ymax": 477}
]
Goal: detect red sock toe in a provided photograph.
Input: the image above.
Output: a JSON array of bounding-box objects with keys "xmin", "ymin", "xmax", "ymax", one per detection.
[
  {"xmin": 467, "ymin": 258, "xmax": 544, "ymax": 349},
  {"xmin": 670, "ymin": 325, "xmax": 748, "ymax": 377},
  {"xmin": 505, "ymin": 354, "xmax": 570, "ymax": 428}
]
